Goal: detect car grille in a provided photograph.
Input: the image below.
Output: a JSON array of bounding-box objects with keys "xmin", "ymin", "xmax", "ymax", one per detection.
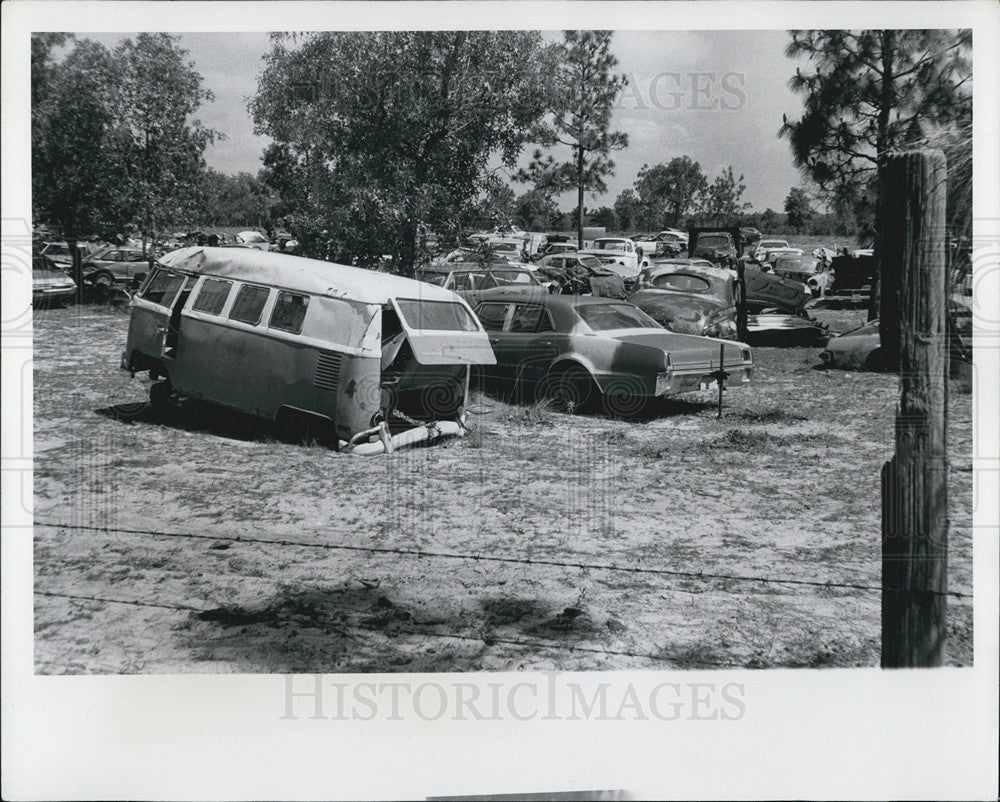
[{"xmin": 313, "ymin": 351, "xmax": 343, "ymax": 391}]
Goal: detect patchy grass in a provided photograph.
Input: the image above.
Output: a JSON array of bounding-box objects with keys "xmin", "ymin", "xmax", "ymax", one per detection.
[{"xmin": 32, "ymin": 304, "xmax": 973, "ymax": 672}]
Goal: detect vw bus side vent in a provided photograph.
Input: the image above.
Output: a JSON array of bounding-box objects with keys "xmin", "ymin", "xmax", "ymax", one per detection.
[{"xmin": 313, "ymin": 352, "xmax": 343, "ymax": 391}]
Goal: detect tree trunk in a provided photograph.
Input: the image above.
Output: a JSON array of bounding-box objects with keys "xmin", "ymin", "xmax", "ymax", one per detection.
[{"xmin": 880, "ymin": 149, "xmax": 949, "ymax": 668}]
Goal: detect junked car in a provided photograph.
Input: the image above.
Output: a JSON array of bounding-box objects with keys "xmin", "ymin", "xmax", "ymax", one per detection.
[
  {"xmin": 32, "ymin": 254, "xmax": 77, "ymax": 306},
  {"xmin": 819, "ymin": 308, "xmax": 971, "ymax": 371},
  {"xmin": 754, "ymin": 238, "xmax": 789, "ymax": 259},
  {"xmin": 636, "ymin": 258, "xmax": 715, "ymax": 288},
  {"xmin": 82, "ymin": 246, "xmax": 150, "ymax": 287},
  {"xmin": 534, "ymin": 252, "xmax": 627, "ymax": 298},
  {"xmin": 472, "ymin": 290, "xmax": 753, "ymax": 413},
  {"xmin": 233, "ymin": 230, "xmax": 272, "ymax": 251},
  {"xmin": 121, "ymin": 247, "xmax": 496, "ymax": 454},
  {"xmin": 577, "ymin": 237, "xmax": 650, "ymax": 286},
  {"xmin": 415, "ymin": 263, "xmax": 543, "ymax": 307},
  {"xmin": 772, "ymin": 255, "xmax": 832, "ymax": 297},
  {"xmin": 628, "ymin": 263, "xmax": 739, "ymax": 340}
]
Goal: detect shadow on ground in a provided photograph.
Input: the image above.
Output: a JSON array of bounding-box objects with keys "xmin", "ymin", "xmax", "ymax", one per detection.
[{"xmin": 179, "ymin": 583, "xmax": 615, "ymax": 672}]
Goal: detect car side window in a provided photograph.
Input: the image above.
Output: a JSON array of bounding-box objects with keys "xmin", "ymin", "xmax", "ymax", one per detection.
[
  {"xmin": 452, "ymin": 273, "xmax": 473, "ymax": 291},
  {"xmin": 228, "ymin": 284, "xmax": 270, "ymax": 325},
  {"xmin": 510, "ymin": 304, "xmax": 546, "ymax": 333},
  {"xmin": 191, "ymin": 278, "xmax": 233, "ymax": 315},
  {"xmin": 475, "ymin": 302, "xmax": 509, "ymax": 332},
  {"xmin": 269, "ymin": 291, "xmax": 310, "ymax": 334}
]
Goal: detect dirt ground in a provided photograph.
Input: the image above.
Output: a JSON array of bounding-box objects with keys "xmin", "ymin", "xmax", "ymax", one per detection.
[{"xmin": 32, "ymin": 301, "xmax": 973, "ymax": 673}]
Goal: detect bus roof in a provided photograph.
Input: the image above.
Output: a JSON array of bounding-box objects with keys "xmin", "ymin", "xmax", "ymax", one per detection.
[{"xmin": 157, "ymin": 247, "xmax": 460, "ymax": 306}]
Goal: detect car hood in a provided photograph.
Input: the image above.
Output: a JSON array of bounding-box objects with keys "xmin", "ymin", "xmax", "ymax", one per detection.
[
  {"xmin": 628, "ymin": 291, "xmax": 728, "ymax": 334},
  {"xmin": 610, "ymin": 330, "xmax": 747, "ymax": 367}
]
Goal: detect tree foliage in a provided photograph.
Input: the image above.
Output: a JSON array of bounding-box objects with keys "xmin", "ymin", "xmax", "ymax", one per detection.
[
  {"xmin": 699, "ymin": 166, "xmax": 751, "ymax": 225},
  {"xmin": 634, "ymin": 157, "xmax": 707, "ymax": 229},
  {"xmin": 514, "ymin": 189, "xmax": 560, "ymax": 231},
  {"xmin": 32, "ymin": 34, "xmax": 219, "ymax": 245},
  {"xmin": 516, "ymin": 31, "xmax": 628, "ymax": 247},
  {"xmin": 780, "ymin": 29, "xmax": 971, "ymax": 239},
  {"xmin": 783, "ymin": 186, "xmax": 814, "ymax": 233},
  {"xmin": 250, "ymin": 31, "xmax": 554, "ymax": 271}
]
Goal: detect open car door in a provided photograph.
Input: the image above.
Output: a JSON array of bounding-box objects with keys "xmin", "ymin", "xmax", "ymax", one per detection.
[{"xmin": 391, "ymin": 297, "xmax": 497, "ymax": 365}]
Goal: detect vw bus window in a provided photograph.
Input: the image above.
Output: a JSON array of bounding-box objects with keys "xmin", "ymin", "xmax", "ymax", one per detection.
[
  {"xmin": 139, "ymin": 269, "xmax": 185, "ymax": 307},
  {"xmin": 299, "ymin": 296, "xmax": 374, "ymax": 349},
  {"xmin": 228, "ymin": 285, "xmax": 270, "ymax": 325},
  {"xmin": 191, "ymin": 278, "xmax": 233, "ymax": 315},
  {"xmin": 269, "ymin": 292, "xmax": 310, "ymax": 334},
  {"xmin": 396, "ymin": 299, "xmax": 478, "ymax": 331}
]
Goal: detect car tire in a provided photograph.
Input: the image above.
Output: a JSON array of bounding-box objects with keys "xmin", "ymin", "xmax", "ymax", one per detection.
[
  {"xmin": 542, "ymin": 364, "xmax": 594, "ymax": 414},
  {"xmin": 91, "ymin": 271, "xmax": 114, "ymax": 288}
]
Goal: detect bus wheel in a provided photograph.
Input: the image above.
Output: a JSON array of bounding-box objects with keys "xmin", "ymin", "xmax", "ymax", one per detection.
[{"xmin": 149, "ymin": 381, "xmax": 173, "ymax": 408}]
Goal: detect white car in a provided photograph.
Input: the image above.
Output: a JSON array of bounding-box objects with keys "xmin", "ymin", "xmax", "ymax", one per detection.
[
  {"xmin": 234, "ymin": 230, "xmax": 272, "ymax": 251},
  {"xmin": 754, "ymin": 238, "xmax": 790, "ymax": 259},
  {"xmin": 578, "ymin": 237, "xmax": 650, "ymax": 282}
]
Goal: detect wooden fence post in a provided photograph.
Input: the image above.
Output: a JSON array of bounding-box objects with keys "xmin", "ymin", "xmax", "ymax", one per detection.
[{"xmin": 880, "ymin": 149, "xmax": 949, "ymax": 668}]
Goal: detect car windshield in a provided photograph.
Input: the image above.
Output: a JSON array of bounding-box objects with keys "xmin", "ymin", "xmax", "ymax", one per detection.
[
  {"xmin": 239, "ymin": 232, "xmax": 267, "ymax": 243},
  {"xmin": 396, "ymin": 299, "xmax": 479, "ymax": 331},
  {"xmin": 651, "ymin": 274, "xmax": 713, "ymax": 293},
  {"xmin": 490, "ymin": 270, "xmax": 536, "ymax": 286},
  {"xmin": 576, "ymin": 303, "xmax": 661, "ymax": 331},
  {"xmin": 593, "ymin": 240, "xmax": 627, "ymax": 251},
  {"xmin": 421, "ymin": 273, "xmax": 448, "ymax": 287},
  {"xmin": 697, "ymin": 235, "xmax": 733, "ymax": 249},
  {"xmin": 577, "ymin": 255, "xmax": 601, "ymax": 269}
]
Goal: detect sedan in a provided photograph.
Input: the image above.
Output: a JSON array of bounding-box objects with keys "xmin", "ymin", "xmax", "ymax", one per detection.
[
  {"xmin": 82, "ymin": 246, "xmax": 150, "ymax": 287},
  {"xmin": 473, "ymin": 290, "xmax": 753, "ymax": 413},
  {"xmin": 32, "ymin": 255, "xmax": 77, "ymax": 306}
]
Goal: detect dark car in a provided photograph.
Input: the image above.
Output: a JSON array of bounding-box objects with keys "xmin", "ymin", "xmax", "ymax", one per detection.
[
  {"xmin": 472, "ymin": 290, "xmax": 753, "ymax": 412},
  {"xmin": 628, "ymin": 263, "xmax": 739, "ymax": 339}
]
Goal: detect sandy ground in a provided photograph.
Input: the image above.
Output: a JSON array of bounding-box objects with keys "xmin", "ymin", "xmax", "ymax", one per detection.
[{"xmin": 32, "ymin": 302, "xmax": 973, "ymax": 673}]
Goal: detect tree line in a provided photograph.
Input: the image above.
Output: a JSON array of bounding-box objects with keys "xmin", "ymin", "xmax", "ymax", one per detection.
[{"xmin": 32, "ymin": 29, "xmax": 970, "ymax": 272}]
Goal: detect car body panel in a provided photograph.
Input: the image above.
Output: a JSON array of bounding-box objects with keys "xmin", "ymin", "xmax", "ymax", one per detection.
[{"xmin": 819, "ymin": 320, "xmax": 880, "ymax": 369}]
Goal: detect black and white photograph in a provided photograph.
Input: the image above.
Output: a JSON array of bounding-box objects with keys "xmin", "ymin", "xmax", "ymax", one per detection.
[{"xmin": 3, "ymin": 1, "xmax": 998, "ymax": 799}]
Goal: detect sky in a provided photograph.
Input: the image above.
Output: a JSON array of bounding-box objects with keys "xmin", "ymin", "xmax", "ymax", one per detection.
[{"xmin": 75, "ymin": 30, "xmax": 808, "ymax": 213}]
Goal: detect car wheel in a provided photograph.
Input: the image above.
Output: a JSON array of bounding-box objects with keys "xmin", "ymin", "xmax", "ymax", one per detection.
[
  {"xmin": 92, "ymin": 271, "xmax": 114, "ymax": 288},
  {"xmin": 864, "ymin": 348, "xmax": 887, "ymax": 372},
  {"xmin": 542, "ymin": 365, "xmax": 594, "ymax": 414}
]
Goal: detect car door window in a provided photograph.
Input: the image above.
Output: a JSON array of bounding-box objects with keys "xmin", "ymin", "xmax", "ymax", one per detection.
[
  {"xmin": 452, "ymin": 273, "xmax": 473, "ymax": 291},
  {"xmin": 509, "ymin": 304, "xmax": 545, "ymax": 333},
  {"xmin": 475, "ymin": 302, "xmax": 510, "ymax": 332}
]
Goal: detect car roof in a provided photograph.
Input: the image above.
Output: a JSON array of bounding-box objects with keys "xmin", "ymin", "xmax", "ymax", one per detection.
[{"xmin": 157, "ymin": 246, "xmax": 460, "ymax": 305}]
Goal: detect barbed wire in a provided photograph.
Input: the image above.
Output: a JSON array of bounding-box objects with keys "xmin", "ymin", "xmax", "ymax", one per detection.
[{"xmin": 33, "ymin": 520, "xmax": 971, "ymax": 599}]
